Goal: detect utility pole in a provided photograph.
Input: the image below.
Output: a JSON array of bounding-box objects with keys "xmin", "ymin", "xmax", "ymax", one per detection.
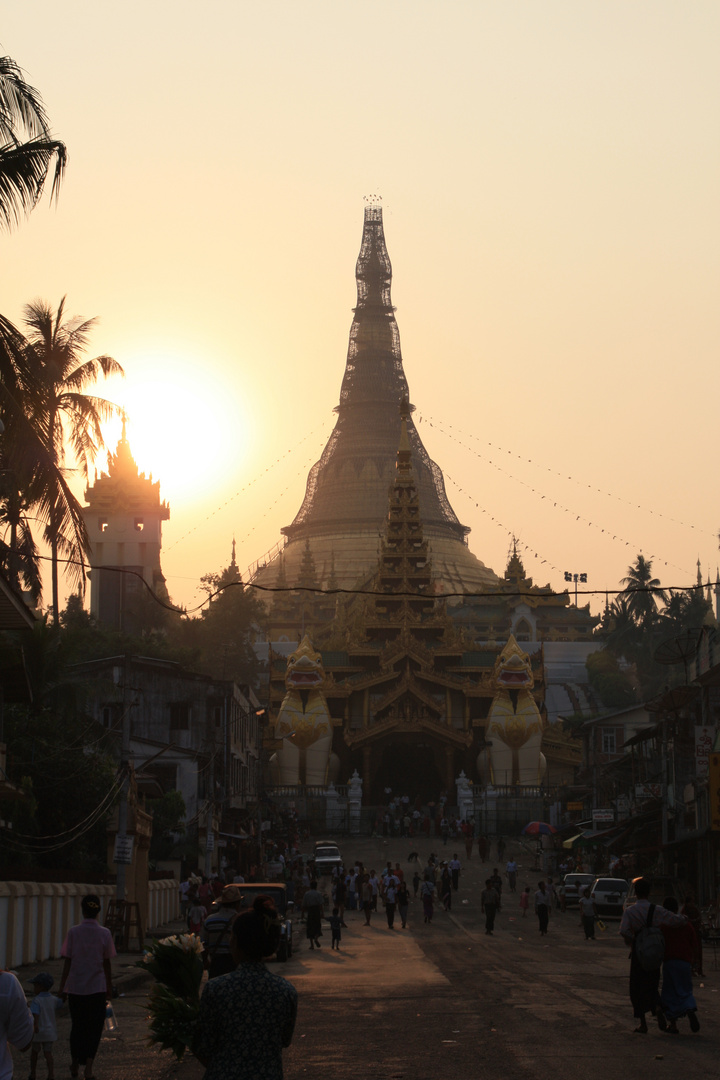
[{"xmin": 115, "ymin": 656, "xmax": 132, "ymax": 902}]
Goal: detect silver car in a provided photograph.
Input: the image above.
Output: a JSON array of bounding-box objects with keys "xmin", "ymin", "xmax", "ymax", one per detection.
[{"xmin": 590, "ymin": 876, "xmax": 629, "ymax": 917}]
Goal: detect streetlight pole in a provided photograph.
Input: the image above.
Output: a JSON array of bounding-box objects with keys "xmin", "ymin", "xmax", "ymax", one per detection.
[{"xmin": 564, "ymin": 570, "xmax": 587, "ymax": 607}]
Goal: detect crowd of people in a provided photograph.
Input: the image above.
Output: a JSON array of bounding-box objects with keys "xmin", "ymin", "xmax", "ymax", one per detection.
[{"xmin": 0, "ymin": 828, "xmax": 709, "ymax": 1079}]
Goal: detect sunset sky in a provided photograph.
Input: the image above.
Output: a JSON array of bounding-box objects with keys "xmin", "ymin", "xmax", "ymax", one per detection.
[{"xmin": 3, "ymin": 2, "xmax": 719, "ymax": 618}]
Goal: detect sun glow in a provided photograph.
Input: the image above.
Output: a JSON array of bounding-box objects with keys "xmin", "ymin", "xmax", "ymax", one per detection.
[{"xmin": 99, "ymin": 352, "xmax": 249, "ymax": 502}]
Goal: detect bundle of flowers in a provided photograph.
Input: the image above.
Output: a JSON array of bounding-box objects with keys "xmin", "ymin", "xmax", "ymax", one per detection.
[{"xmin": 136, "ymin": 933, "xmax": 204, "ymax": 1059}]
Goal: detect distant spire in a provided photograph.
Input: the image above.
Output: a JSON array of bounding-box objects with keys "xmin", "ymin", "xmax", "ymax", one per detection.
[
  {"xmin": 230, "ymin": 536, "xmax": 237, "ymax": 571},
  {"xmin": 697, "ymin": 557, "xmax": 703, "ymax": 588}
]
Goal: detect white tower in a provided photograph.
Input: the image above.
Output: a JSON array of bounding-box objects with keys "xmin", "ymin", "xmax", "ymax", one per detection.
[{"xmin": 83, "ymin": 421, "xmax": 170, "ymax": 630}]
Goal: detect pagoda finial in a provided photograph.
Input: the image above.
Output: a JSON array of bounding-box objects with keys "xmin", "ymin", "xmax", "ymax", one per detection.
[
  {"xmin": 697, "ymin": 557, "xmax": 703, "ymax": 588},
  {"xmin": 230, "ymin": 536, "xmax": 237, "ymax": 571}
]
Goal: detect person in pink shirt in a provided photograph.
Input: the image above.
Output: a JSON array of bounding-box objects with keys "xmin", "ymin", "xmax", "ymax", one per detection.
[{"xmin": 58, "ymin": 894, "xmax": 116, "ymax": 1080}]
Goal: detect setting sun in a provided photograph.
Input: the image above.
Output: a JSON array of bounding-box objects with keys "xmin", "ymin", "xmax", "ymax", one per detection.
[{"xmin": 99, "ymin": 351, "xmax": 249, "ymax": 502}]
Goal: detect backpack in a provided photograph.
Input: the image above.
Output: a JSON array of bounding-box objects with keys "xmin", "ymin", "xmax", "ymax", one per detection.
[{"xmin": 634, "ymin": 903, "xmax": 665, "ymax": 972}]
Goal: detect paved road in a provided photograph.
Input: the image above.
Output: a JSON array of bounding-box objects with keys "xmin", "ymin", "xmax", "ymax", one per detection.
[{"xmin": 11, "ymin": 833, "xmax": 718, "ymax": 1079}]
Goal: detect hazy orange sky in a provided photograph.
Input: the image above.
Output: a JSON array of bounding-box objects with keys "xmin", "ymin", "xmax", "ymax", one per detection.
[{"xmin": 4, "ymin": 2, "xmax": 719, "ymax": 617}]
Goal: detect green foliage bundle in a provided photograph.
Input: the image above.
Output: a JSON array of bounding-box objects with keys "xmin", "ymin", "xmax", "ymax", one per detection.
[{"xmin": 136, "ymin": 933, "xmax": 204, "ymax": 1059}]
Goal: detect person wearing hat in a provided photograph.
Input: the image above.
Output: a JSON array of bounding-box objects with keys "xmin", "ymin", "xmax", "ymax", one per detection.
[
  {"xmin": 28, "ymin": 972, "xmax": 63, "ymax": 1080},
  {"xmin": 201, "ymin": 884, "xmax": 246, "ymax": 978},
  {"xmin": 58, "ymin": 894, "xmax": 115, "ymax": 1080}
]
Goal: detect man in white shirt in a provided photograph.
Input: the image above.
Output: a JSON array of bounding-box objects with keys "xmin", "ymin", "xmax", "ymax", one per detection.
[
  {"xmin": 505, "ymin": 858, "xmax": 518, "ymax": 893},
  {"xmin": 0, "ymin": 970, "xmax": 33, "ymax": 1080},
  {"xmin": 449, "ymin": 855, "xmax": 462, "ymax": 891},
  {"xmin": 619, "ymin": 877, "xmax": 687, "ymax": 1033}
]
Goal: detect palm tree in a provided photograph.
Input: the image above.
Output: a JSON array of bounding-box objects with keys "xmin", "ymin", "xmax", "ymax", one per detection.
[
  {"xmin": 0, "ymin": 53, "xmax": 66, "ymax": 230},
  {"xmin": 23, "ymin": 298, "xmax": 123, "ymax": 622},
  {"xmin": 620, "ymin": 554, "xmax": 666, "ymax": 628}
]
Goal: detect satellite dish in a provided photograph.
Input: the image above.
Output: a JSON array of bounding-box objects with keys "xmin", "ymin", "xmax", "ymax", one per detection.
[{"xmin": 654, "ymin": 630, "xmax": 702, "ymax": 666}]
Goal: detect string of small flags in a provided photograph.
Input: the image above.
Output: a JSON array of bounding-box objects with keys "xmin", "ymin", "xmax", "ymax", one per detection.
[
  {"xmin": 425, "ymin": 423, "xmax": 690, "ymax": 574},
  {"xmin": 164, "ymin": 421, "xmax": 333, "ymax": 552},
  {"xmin": 417, "ymin": 413, "xmax": 715, "ymax": 540},
  {"xmin": 443, "ymin": 472, "xmax": 562, "ymax": 575}
]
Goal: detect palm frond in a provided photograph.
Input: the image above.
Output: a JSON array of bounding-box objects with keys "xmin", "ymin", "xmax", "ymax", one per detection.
[
  {"xmin": 0, "ymin": 55, "xmax": 51, "ymax": 142},
  {"xmin": 0, "ymin": 137, "xmax": 66, "ymax": 229}
]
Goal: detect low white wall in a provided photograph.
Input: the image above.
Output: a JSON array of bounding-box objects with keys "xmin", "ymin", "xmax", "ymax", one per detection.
[{"xmin": 0, "ymin": 879, "xmax": 180, "ymax": 968}]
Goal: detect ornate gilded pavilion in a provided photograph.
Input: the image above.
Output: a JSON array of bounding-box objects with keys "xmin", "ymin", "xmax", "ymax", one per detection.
[{"xmin": 268, "ymin": 404, "xmax": 547, "ymax": 800}]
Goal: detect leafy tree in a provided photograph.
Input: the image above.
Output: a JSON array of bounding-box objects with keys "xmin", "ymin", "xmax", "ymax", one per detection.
[
  {"xmin": 22, "ymin": 298, "xmax": 123, "ymax": 621},
  {"xmin": 0, "ymin": 52, "xmax": 66, "ymax": 230},
  {"xmin": 585, "ymin": 649, "xmax": 637, "ymax": 709},
  {"xmin": 620, "ymin": 554, "xmax": 666, "ymax": 628},
  {"xmin": 174, "ymin": 552, "xmax": 265, "ymax": 687}
]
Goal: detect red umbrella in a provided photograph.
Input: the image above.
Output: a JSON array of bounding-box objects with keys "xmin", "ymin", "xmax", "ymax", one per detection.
[{"xmin": 521, "ymin": 821, "xmax": 557, "ymax": 836}]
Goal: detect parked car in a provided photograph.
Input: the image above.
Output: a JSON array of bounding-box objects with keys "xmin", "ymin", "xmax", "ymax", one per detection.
[
  {"xmin": 589, "ymin": 877, "xmax": 629, "ymax": 917},
  {"xmin": 233, "ymin": 883, "xmax": 294, "ymax": 962},
  {"xmin": 313, "ymin": 840, "xmax": 342, "ymax": 876},
  {"xmin": 563, "ymin": 873, "xmax": 595, "ymax": 907}
]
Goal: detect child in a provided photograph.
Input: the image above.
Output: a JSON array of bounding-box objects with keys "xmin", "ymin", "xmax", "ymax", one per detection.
[
  {"xmin": 327, "ymin": 906, "xmax": 342, "ymax": 950},
  {"xmin": 28, "ymin": 972, "xmax": 63, "ymax": 1080},
  {"xmin": 188, "ymin": 896, "xmax": 206, "ymax": 934},
  {"xmin": 519, "ymin": 886, "xmax": 531, "ymax": 917}
]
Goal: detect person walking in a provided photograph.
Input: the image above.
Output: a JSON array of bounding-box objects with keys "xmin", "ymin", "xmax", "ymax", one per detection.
[
  {"xmin": 327, "ymin": 907, "xmax": 343, "ymax": 951},
  {"xmin": 681, "ymin": 893, "xmax": 704, "ymax": 977},
  {"xmin": 619, "ymin": 877, "xmax": 688, "ymax": 1034},
  {"xmin": 449, "ymin": 854, "xmax": 461, "ymax": 891},
  {"xmin": 361, "ymin": 874, "xmax": 373, "ymax": 926},
  {"xmin": 385, "ymin": 876, "xmax": 398, "ymax": 929},
  {"xmin": 519, "ymin": 886, "xmax": 531, "ymax": 918},
  {"xmin": 421, "ymin": 876, "xmax": 435, "ymax": 923},
  {"xmin": 193, "ymin": 895, "xmax": 297, "ymax": 1080},
  {"xmin": 397, "ymin": 882, "xmax": 410, "ymax": 928},
  {"xmin": 534, "ymin": 882, "xmax": 551, "ymax": 936},
  {"xmin": 58, "ymin": 894, "xmax": 116, "ymax": 1080},
  {"xmin": 579, "ymin": 887, "xmax": 597, "ymax": 940},
  {"xmin": 440, "ymin": 866, "xmax": 453, "ymax": 912},
  {"xmin": 334, "ymin": 875, "xmax": 348, "ymax": 928},
  {"xmin": 505, "ymin": 857, "xmax": 518, "ymax": 893},
  {"xmin": 496, "ymin": 836, "xmax": 506, "ymax": 862},
  {"xmin": 482, "ymin": 878, "xmax": 500, "ymax": 935},
  {"xmin": 477, "ymin": 835, "xmax": 488, "ymax": 862},
  {"xmin": 440, "ymin": 817, "xmax": 449, "ymax": 845},
  {"xmin": 302, "ymin": 879, "xmax": 324, "ymax": 950},
  {"xmin": 489, "ymin": 868, "xmax": 503, "ymax": 909},
  {"xmin": 28, "ymin": 971, "xmax": 63, "ymax": 1080},
  {"xmin": 660, "ymin": 896, "xmax": 700, "ymax": 1034},
  {"xmin": 202, "ymin": 885, "xmax": 245, "ymax": 978}
]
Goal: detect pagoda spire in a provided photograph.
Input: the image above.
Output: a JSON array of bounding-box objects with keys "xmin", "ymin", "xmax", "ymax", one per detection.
[{"xmin": 283, "ymin": 201, "xmax": 468, "ymax": 545}]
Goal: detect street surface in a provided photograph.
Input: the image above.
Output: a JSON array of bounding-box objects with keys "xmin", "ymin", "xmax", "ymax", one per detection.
[{"xmin": 11, "ymin": 833, "xmax": 719, "ymax": 1079}]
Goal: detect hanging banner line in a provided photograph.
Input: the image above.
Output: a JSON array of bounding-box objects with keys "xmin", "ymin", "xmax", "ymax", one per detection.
[
  {"xmin": 427, "ymin": 425, "xmax": 692, "ymax": 575},
  {"xmin": 443, "ymin": 466, "xmax": 688, "ymax": 577},
  {"xmin": 418, "ymin": 413, "xmax": 715, "ymax": 540},
  {"xmin": 164, "ymin": 420, "xmax": 333, "ymax": 553}
]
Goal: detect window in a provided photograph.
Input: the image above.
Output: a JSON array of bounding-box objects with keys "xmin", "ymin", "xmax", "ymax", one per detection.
[
  {"xmin": 134, "ymin": 517, "xmax": 144, "ymax": 532},
  {"xmin": 99, "ymin": 517, "xmax": 109, "ymax": 532},
  {"xmin": 601, "ymin": 728, "xmax": 616, "ymax": 754},
  {"xmin": 170, "ymin": 702, "xmax": 190, "ymax": 730}
]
